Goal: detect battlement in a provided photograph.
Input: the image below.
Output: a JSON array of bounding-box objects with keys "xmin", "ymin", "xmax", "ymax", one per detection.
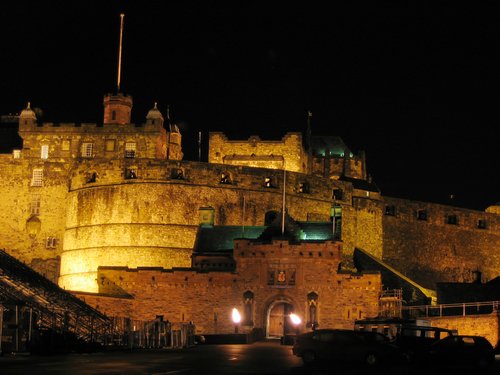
[
  {"xmin": 382, "ymin": 196, "xmax": 499, "ymax": 233},
  {"xmin": 69, "ymin": 158, "xmax": 354, "ymax": 205}
]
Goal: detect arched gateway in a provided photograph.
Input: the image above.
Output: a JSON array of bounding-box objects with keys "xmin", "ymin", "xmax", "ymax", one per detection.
[{"xmin": 265, "ymin": 295, "xmax": 298, "ymax": 338}]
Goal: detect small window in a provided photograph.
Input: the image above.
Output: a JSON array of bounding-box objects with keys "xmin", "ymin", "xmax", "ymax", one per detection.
[
  {"xmin": 220, "ymin": 173, "xmax": 231, "ymax": 184},
  {"xmin": 446, "ymin": 215, "xmax": 458, "ymax": 225},
  {"xmin": 31, "ymin": 169, "xmax": 43, "ymax": 187},
  {"xmin": 46, "ymin": 237, "xmax": 57, "ymax": 249},
  {"xmin": 81, "ymin": 142, "xmax": 94, "ymax": 158},
  {"xmin": 333, "ymin": 188, "xmax": 343, "ymax": 200},
  {"xmin": 62, "ymin": 140, "xmax": 71, "ymax": 151},
  {"xmin": 30, "ymin": 195, "xmax": 41, "ymax": 215},
  {"xmin": 12, "ymin": 150, "xmax": 21, "ymax": 159},
  {"xmin": 125, "ymin": 168, "xmax": 137, "ymax": 179},
  {"xmin": 264, "ymin": 177, "xmax": 275, "ymax": 188},
  {"xmin": 477, "ymin": 220, "xmax": 487, "ymax": 229},
  {"xmin": 125, "ymin": 142, "xmax": 136, "ymax": 158},
  {"xmin": 267, "ymin": 270, "xmax": 275, "ymax": 285},
  {"xmin": 417, "ymin": 210, "xmax": 428, "ymax": 221},
  {"xmin": 87, "ymin": 172, "xmax": 97, "ymax": 183},
  {"xmin": 105, "ymin": 139, "xmax": 115, "ymax": 152},
  {"xmin": 171, "ymin": 168, "xmax": 185, "ymax": 180},
  {"xmin": 299, "ymin": 182, "xmax": 310, "ymax": 193},
  {"xmin": 385, "ymin": 205, "xmax": 396, "ymax": 216},
  {"xmin": 112, "ymin": 110, "xmax": 116, "ymax": 121},
  {"xmin": 41, "ymin": 145, "xmax": 49, "ymax": 159}
]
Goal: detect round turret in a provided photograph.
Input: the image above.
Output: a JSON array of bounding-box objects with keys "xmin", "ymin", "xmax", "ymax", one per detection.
[
  {"xmin": 146, "ymin": 102, "xmax": 164, "ymax": 122},
  {"xmin": 19, "ymin": 102, "xmax": 37, "ymax": 121}
]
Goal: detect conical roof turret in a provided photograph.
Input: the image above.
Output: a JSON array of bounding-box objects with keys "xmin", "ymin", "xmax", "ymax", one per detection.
[
  {"xmin": 19, "ymin": 102, "xmax": 37, "ymax": 121},
  {"xmin": 146, "ymin": 102, "xmax": 163, "ymax": 120}
]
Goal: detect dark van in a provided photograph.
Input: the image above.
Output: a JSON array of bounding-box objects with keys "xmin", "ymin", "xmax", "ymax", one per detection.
[{"xmin": 292, "ymin": 329, "xmax": 403, "ymax": 366}]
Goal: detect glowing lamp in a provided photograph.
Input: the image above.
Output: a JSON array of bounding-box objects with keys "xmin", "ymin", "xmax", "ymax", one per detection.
[
  {"xmin": 289, "ymin": 313, "xmax": 301, "ymax": 325},
  {"xmin": 232, "ymin": 308, "xmax": 241, "ymax": 324}
]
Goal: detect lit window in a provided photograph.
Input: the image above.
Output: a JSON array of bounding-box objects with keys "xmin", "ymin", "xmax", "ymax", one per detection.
[
  {"xmin": 12, "ymin": 150, "xmax": 21, "ymax": 159},
  {"xmin": 125, "ymin": 168, "xmax": 137, "ymax": 179},
  {"xmin": 30, "ymin": 195, "xmax": 41, "ymax": 215},
  {"xmin": 31, "ymin": 169, "xmax": 43, "ymax": 187},
  {"xmin": 45, "ymin": 237, "xmax": 57, "ymax": 249},
  {"xmin": 125, "ymin": 142, "xmax": 136, "ymax": 158},
  {"xmin": 41, "ymin": 145, "xmax": 49, "ymax": 159},
  {"xmin": 298, "ymin": 182, "xmax": 310, "ymax": 193},
  {"xmin": 81, "ymin": 142, "xmax": 94, "ymax": 158},
  {"xmin": 264, "ymin": 177, "xmax": 274, "ymax": 188},
  {"xmin": 105, "ymin": 139, "xmax": 115, "ymax": 152},
  {"xmin": 220, "ymin": 173, "xmax": 231, "ymax": 184},
  {"xmin": 62, "ymin": 140, "xmax": 71, "ymax": 151}
]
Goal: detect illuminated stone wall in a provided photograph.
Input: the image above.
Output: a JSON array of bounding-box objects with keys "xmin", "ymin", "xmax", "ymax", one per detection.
[
  {"xmin": 208, "ymin": 132, "xmax": 307, "ymax": 173},
  {"xmin": 430, "ymin": 314, "xmax": 500, "ymax": 348},
  {"xmin": 382, "ymin": 197, "xmax": 500, "ymax": 288},
  {"xmin": 18, "ymin": 121, "xmax": 175, "ymax": 160},
  {"xmin": 1, "ymin": 110, "xmax": 499, "ymax": 298},
  {"xmin": 60, "ymin": 159, "xmax": 357, "ymax": 291},
  {"xmin": 0, "ymin": 156, "xmax": 68, "ymax": 283},
  {"xmin": 342, "ymin": 198, "xmax": 384, "ymax": 261},
  {"xmin": 74, "ymin": 261, "xmax": 381, "ymax": 335}
]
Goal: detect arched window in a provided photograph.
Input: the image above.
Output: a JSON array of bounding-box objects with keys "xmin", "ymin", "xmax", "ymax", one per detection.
[
  {"xmin": 264, "ymin": 210, "xmax": 278, "ymax": 225},
  {"xmin": 220, "ymin": 172, "xmax": 231, "ymax": 184},
  {"xmin": 125, "ymin": 168, "xmax": 137, "ymax": 179},
  {"xmin": 243, "ymin": 291, "xmax": 254, "ymax": 325},
  {"xmin": 171, "ymin": 168, "xmax": 185, "ymax": 180},
  {"xmin": 307, "ymin": 292, "xmax": 319, "ymax": 329}
]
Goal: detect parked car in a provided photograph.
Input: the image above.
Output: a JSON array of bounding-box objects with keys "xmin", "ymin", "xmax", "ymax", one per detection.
[
  {"xmin": 425, "ymin": 335, "xmax": 495, "ymax": 369},
  {"xmin": 393, "ymin": 325, "xmax": 455, "ymax": 363},
  {"xmin": 292, "ymin": 329, "xmax": 403, "ymax": 366}
]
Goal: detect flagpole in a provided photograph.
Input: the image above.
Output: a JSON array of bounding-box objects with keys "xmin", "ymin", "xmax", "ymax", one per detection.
[
  {"xmin": 282, "ymin": 163, "xmax": 286, "ymax": 236},
  {"xmin": 242, "ymin": 196, "xmax": 246, "ymax": 238},
  {"xmin": 332, "ymin": 196, "xmax": 336, "ymax": 238},
  {"xmin": 117, "ymin": 13, "xmax": 125, "ymax": 93},
  {"xmin": 198, "ymin": 131, "xmax": 202, "ymax": 161}
]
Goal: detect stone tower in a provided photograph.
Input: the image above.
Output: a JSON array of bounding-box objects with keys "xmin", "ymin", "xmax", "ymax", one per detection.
[{"xmin": 103, "ymin": 93, "xmax": 133, "ymax": 125}]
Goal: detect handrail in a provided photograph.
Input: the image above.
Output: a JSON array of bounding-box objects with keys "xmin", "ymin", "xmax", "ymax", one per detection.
[{"xmin": 402, "ymin": 300, "xmax": 500, "ymax": 317}]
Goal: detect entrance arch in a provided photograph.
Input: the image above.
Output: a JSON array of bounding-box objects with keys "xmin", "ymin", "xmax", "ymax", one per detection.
[{"xmin": 265, "ymin": 295, "xmax": 298, "ymax": 338}]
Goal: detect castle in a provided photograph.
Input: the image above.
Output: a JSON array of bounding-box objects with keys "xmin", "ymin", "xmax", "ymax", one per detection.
[{"xmin": 0, "ymin": 90, "xmax": 498, "ymax": 337}]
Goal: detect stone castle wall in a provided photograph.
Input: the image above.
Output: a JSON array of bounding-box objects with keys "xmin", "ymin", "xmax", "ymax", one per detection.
[
  {"xmin": 0, "ymin": 155, "xmax": 68, "ymax": 282},
  {"xmin": 61, "ymin": 159, "xmax": 355, "ymax": 292},
  {"xmin": 75, "ymin": 266, "xmax": 381, "ymax": 335},
  {"xmin": 430, "ymin": 313, "xmax": 500, "ymax": 349},
  {"xmin": 1, "ymin": 146, "xmax": 499, "ymax": 293},
  {"xmin": 18, "ymin": 121, "xmax": 171, "ymax": 160},
  {"xmin": 208, "ymin": 132, "xmax": 306, "ymax": 173},
  {"xmin": 382, "ymin": 196, "xmax": 500, "ymax": 288}
]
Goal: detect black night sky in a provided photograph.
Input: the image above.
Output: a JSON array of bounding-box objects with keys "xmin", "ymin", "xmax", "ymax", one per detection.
[{"xmin": 0, "ymin": 1, "xmax": 498, "ymax": 211}]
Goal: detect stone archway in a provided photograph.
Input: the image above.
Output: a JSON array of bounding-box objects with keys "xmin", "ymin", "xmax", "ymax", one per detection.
[{"xmin": 265, "ymin": 295, "xmax": 297, "ymax": 338}]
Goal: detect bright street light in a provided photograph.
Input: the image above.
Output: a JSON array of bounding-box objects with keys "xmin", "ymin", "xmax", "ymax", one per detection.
[
  {"xmin": 232, "ymin": 308, "xmax": 241, "ymax": 333},
  {"xmin": 289, "ymin": 313, "xmax": 301, "ymax": 325}
]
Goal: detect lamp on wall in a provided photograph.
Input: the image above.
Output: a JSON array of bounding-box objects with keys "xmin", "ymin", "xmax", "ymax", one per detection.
[{"xmin": 232, "ymin": 308, "xmax": 241, "ymax": 333}]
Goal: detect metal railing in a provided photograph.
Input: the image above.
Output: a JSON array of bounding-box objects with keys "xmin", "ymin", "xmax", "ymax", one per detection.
[{"xmin": 403, "ymin": 300, "xmax": 500, "ymax": 318}]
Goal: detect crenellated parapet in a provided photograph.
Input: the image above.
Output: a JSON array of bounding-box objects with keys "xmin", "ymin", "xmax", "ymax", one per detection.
[{"xmin": 381, "ymin": 196, "xmax": 500, "ymax": 288}]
